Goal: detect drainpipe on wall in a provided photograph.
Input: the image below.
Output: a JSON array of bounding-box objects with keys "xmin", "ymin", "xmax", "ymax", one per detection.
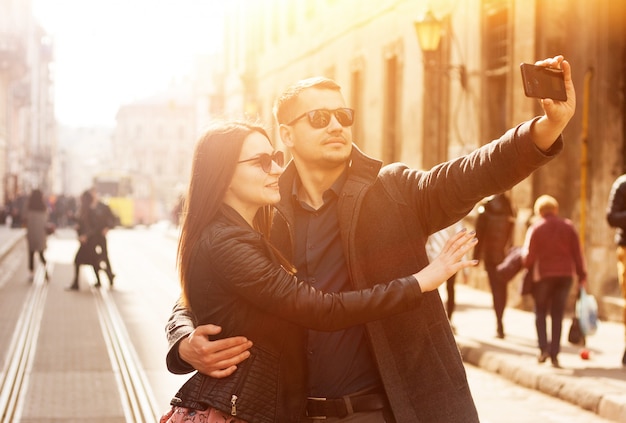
[{"xmin": 580, "ymin": 68, "xmax": 593, "ymax": 250}]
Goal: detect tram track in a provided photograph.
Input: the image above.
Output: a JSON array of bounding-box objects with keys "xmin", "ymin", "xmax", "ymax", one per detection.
[
  {"xmin": 95, "ymin": 285, "xmax": 161, "ymax": 422},
  {"xmin": 0, "ymin": 260, "xmax": 160, "ymax": 422},
  {"xmin": 0, "ymin": 267, "xmax": 48, "ymax": 423}
]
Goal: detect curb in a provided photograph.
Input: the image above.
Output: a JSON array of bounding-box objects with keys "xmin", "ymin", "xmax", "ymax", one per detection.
[
  {"xmin": 457, "ymin": 339, "xmax": 626, "ymax": 422},
  {"xmin": 0, "ymin": 228, "xmax": 25, "ymax": 261}
]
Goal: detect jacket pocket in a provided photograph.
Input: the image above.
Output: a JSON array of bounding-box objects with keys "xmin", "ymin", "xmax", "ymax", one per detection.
[{"xmin": 172, "ymin": 345, "xmax": 280, "ymax": 423}]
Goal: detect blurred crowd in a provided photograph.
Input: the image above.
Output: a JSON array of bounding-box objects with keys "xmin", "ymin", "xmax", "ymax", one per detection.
[{"xmin": 2, "ymin": 191, "xmax": 78, "ymax": 229}]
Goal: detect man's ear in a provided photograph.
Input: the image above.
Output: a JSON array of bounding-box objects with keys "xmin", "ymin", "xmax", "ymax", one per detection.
[{"xmin": 279, "ymin": 124, "xmax": 294, "ymax": 148}]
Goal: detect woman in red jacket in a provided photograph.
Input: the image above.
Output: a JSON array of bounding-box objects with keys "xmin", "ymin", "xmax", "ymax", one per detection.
[{"xmin": 522, "ymin": 195, "xmax": 587, "ymax": 368}]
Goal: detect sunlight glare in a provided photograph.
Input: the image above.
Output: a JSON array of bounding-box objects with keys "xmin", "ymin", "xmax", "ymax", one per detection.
[{"xmin": 32, "ymin": 0, "xmax": 224, "ymax": 127}]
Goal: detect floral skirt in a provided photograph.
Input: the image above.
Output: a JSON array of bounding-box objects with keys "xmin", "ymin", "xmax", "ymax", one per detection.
[{"xmin": 160, "ymin": 406, "xmax": 248, "ymax": 423}]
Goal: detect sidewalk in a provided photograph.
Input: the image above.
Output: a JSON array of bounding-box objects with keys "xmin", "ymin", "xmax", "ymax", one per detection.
[
  {"xmin": 0, "ymin": 226, "xmax": 26, "ymax": 289},
  {"xmin": 0, "ymin": 225, "xmax": 25, "ymax": 260},
  {"xmin": 451, "ymin": 283, "xmax": 626, "ymax": 422}
]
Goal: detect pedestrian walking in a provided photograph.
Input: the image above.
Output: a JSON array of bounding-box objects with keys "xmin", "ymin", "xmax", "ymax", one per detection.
[
  {"xmin": 473, "ymin": 193, "xmax": 516, "ymax": 338},
  {"xmin": 522, "ymin": 194, "xmax": 587, "ymax": 368},
  {"xmin": 606, "ymin": 173, "xmax": 626, "ymax": 366},
  {"xmin": 7, "ymin": 190, "xmax": 28, "ymax": 228},
  {"xmin": 67, "ymin": 190, "xmax": 104, "ymax": 290},
  {"xmin": 91, "ymin": 188, "xmax": 116, "ymax": 286},
  {"xmin": 25, "ymin": 189, "xmax": 49, "ymax": 281}
]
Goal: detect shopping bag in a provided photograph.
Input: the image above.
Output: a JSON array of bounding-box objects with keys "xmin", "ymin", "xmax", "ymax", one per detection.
[
  {"xmin": 496, "ymin": 247, "xmax": 523, "ymax": 283},
  {"xmin": 520, "ymin": 269, "xmax": 533, "ymax": 296},
  {"xmin": 576, "ymin": 288, "xmax": 598, "ymax": 336},
  {"xmin": 45, "ymin": 222, "xmax": 56, "ymax": 235},
  {"xmin": 567, "ymin": 317, "xmax": 584, "ymax": 345}
]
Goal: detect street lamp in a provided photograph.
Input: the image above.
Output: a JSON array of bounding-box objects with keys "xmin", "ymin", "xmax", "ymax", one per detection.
[
  {"xmin": 414, "ymin": 10, "xmax": 442, "ymax": 52},
  {"xmin": 414, "ymin": 10, "xmax": 467, "ymax": 89},
  {"xmin": 413, "ymin": 9, "xmax": 468, "ymax": 170}
]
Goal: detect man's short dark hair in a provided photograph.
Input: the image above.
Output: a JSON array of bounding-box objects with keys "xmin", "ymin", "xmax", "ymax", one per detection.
[{"xmin": 273, "ymin": 77, "xmax": 341, "ymax": 125}]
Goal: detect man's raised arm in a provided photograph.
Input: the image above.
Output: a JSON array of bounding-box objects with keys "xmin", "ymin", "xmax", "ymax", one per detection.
[{"xmin": 530, "ymin": 55, "xmax": 576, "ymax": 151}]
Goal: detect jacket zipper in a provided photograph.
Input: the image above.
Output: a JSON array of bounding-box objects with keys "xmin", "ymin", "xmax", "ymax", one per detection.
[
  {"xmin": 230, "ymin": 353, "xmax": 255, "ymax": 416},
  {"xmin": 231, "ymin": 394, "xmax": 238, "ymax": 415}
]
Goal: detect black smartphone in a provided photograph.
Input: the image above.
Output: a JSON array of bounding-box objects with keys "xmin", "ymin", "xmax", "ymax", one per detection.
[{"xmin": 520, "ymin": 63, "xmax": 567, "ymax": 101}]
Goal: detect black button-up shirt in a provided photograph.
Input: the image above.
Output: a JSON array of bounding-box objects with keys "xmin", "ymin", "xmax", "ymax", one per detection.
[{"xmin": 292, "ymin": 172, "xmax": 381, "ymax": 398}]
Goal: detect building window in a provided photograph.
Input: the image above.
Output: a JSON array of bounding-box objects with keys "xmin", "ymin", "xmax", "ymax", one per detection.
[
  {"xmin": 482, "ymin": 0, "xmax": 511, "ymax": 142},
  {"xmin": 484, "ymin": 0, "xmax": 509, "ymax": 71}
]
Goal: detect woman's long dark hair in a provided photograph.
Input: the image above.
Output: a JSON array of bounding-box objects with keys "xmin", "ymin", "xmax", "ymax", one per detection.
[
  {"xmin": 27, "ymin": 189, "xmax": 47, "ymax": 212},
  {"xmin": 78, "ymin": 190, "xmax": 93, "ymax": 223},
  {"xmin": 177, "ymin": 120, "xmax": 292, "ymax": 308}
]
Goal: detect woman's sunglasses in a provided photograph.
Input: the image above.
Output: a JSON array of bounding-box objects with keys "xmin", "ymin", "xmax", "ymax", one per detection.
[
  {"xmin": 286, "ymin": 108, "xmax": 354, "ymax": 129},
  {"xmin": 238, "ymin": 150, "xmax": 285, "ymax": 173}
]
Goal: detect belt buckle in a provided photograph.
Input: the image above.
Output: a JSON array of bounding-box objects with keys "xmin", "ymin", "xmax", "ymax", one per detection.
[{"xmin": 306, "ymin": 397, "xmax": 327, "ymax": 420}]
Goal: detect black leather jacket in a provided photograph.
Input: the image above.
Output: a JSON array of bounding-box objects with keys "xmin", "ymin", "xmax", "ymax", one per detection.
[
  {"xmin": 607, "ymin": 174, "xmax": 626, "ymax": 246},
  {"xmin": 473, "ymin": 194, "xmax": 515, "ymax": 265},
  {"xmin": 171, "ymin": 205, "xmax": 423, "ymax": 423}
]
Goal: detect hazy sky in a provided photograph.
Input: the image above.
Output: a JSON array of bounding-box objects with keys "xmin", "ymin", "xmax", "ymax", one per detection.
[{"xmin": 32, "ymin": 0, "xmax": 223, "ymax": 127}]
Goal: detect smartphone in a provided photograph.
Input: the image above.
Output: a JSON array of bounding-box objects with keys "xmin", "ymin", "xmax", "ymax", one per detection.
[{"xmin": 520, "ymin": 63, "xmax": 567, "ymax": 101}]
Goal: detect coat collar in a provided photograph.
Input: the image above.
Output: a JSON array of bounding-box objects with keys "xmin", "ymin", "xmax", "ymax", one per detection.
[{"xmin": 277, "ymin": 143, "xmax": 382, "ymax": 202}]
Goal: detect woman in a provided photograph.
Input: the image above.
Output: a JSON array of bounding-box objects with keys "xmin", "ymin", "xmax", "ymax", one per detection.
[
  {"xmin": 25, "ymin": 189, "xmax": 49, "ymax": 281},
  {"xmin": 522, "ymin": 194, "xmax": 587, "ymax": 368},
  {"xmin": 162, "ymin": 120, "xmax": 478, "ymax": 423},
  {"xmin": 67, "ymin": 190, "xmax": 103, "ymax": 290}
]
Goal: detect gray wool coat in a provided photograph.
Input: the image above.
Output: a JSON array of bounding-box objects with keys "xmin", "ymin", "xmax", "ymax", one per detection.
[{"xmin": 26, "ymin": 210, "xmax": 48, "ymax": 252}]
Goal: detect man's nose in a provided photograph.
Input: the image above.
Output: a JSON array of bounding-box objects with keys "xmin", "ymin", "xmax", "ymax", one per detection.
[{"xmin": 326, "ymin": 114, "xmax": 343, "ymax": 131}]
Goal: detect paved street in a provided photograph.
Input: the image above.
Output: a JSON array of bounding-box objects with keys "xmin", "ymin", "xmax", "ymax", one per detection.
[
  {"xmin": 467, "ymin": 364, "xmax": 615, "ymax": 422},
  {"xmin": 1, "ymin": 225, "xmax": 625, "ymax": 422}
]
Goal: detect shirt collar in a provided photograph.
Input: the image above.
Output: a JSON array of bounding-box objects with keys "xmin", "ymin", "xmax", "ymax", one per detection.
[{"xmin": 291, "ymin": 166, "xmax": 349, "ymax": 207}]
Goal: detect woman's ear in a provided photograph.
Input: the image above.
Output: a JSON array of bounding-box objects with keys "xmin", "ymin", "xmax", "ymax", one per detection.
[{"xmin": 279, "ymin": 124, "xmax": 294, "ymax": 148}]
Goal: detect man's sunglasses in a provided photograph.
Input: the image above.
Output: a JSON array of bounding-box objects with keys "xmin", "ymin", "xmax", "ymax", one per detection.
[
  {"xmin": 286, "ymin": 108, "xmax": 355, "ymax": 129},
  {"xmin": 237, "ymin": 150, "xmax": 285, "ymax": 173}
]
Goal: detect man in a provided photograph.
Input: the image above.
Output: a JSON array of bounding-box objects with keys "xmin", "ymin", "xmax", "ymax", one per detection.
[
  {"xmin": 165, "ymin": 55, "xmax": 575, "ymax": 422},
  {"xmin": 606, "ymin": 174, "xmax": 626, "ymax": 366},
  {"xmin": 90, "ymin": 188, "xmax": 117, "ymax": 286}
]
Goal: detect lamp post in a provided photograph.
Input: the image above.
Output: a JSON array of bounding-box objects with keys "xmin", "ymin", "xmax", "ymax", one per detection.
[
  {"xmin": 414, "ymin": 10, "xmax": 443, "ymax": 53},
  {"xmin": 414, "ymin": 11, "xmax": 466, "ymax": 88},
  {"xmin": 414, "ymin": 10, "xmax": 448, "ymax": 169},
  {"xmin": 413, "ymin": 11, "xmax": 468, "ymax": 169}
]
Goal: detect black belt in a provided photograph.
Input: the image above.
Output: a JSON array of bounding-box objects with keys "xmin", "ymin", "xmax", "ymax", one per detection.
[{"xmin": 305, "ymin": 392, "xmax": 388, "ymax": 419}]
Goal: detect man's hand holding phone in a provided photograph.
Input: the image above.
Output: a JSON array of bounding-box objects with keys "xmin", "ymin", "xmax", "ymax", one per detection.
[
  {"xmin": 520, "ymin": 62, "xmax": 567, "ymax": 101},
  {"xmin": 524, "ymin": 55, "xmax": 576, "ymax": 152}
]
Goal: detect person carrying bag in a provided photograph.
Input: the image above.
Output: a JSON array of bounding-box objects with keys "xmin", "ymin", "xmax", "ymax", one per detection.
[{"xmin": 576, "ymin": 287, "xmax": 598, "ymax": 337}]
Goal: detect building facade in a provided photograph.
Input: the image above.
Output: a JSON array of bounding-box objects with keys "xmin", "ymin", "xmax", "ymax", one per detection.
[
  {"xmin": 112, "ymin": 89, "xmax": 196, "ymax": 223},
  {"xmin": 1, "ymin": 0, "xmax": 55, "ymax": 213},
  {"xmin": 216, "ymin": 0, "xmax": 625, "ymax": 316}
]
